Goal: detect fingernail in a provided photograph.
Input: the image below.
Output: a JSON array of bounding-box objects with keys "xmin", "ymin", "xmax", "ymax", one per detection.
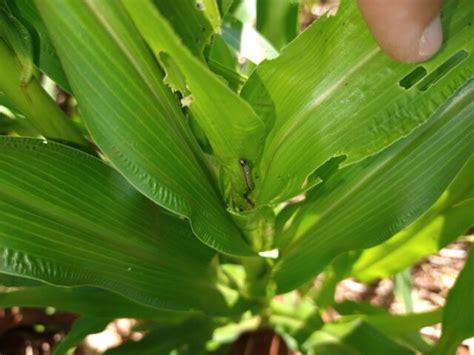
[{"xmin": 418, "ymin": 15, "xmax": 442, "ymax": 59}]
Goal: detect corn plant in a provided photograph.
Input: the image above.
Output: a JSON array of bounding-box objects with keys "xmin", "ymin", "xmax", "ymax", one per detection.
[{"xmin": 0, "ymin": 0, "xmax": 473, "ymax": 354}]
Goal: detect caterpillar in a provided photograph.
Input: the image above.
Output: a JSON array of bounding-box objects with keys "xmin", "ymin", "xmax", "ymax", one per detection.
[{"xmin": 239, "ymin": 159, "xmax": 255, "ymax": 192}]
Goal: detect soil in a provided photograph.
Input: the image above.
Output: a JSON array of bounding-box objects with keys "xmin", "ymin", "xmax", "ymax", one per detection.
[
  {"xmin": 229, "ymin": 329, "xmax": 295, "ymax": 355},
  {"xmin": 0, "ymin": 308, "xmax": 76, "ymax": 355}
]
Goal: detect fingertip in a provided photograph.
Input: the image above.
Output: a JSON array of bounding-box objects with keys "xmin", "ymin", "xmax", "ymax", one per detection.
[
  {"xmin": 390, "ymin": 14, "xmax": 443, "ymax": 63},
  {"xmin": 357, "ymin": 0, "xmax": 442, "ymax": 64},
  {"xmin": 416, "ymin": 15, "xmax": 443, "ymax": 62}
]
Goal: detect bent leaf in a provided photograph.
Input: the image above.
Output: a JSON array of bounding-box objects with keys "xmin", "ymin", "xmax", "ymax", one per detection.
[
  {"xmin": 272, "ymin": 80, "xmax": 474, "ymax": 293},
  {"xmin": 256, "ymin": 0, "xmax": 299, "ymax": 50},
  {"xmin": 35, "ymin": 0, "xmax": 253, "ymax": 255},
  {"xmin": 303, "ymin": 319, "xmax": 414, "ymax": 355},
  {"xmin": 106, "ymin": 318, "xmax": 215, "ymax": 355},
  {"xmin": 0, "ymin": 40, "xmax": 85, "ymax": 145},
  {"xmin": 0, "ymin": 137, "xmax": 235, "ymax": 314},
  {"xmin": 8, "ymin": 0, "xmax": 70, "ymax": 91},
  {"xmin": 352, "ymin": 156, "xmax": 474, "ymax": 282},
  {"xmin": 430, "ymin": 250, "xmax": 474, "ymax": 355},
  {"xmin": 335, "ymin": 301, "xmax": 441, "ymax": 349},
  {"xmin": 153, "ymin": 0, "xmax": 217, "ymax": 59},
  {"xmin": 52, "ymin": 317, "xmax": 111, "ymax": 355},
  {"xmin": 241, "ymin": 0, "xmax": 474, "ymax": 205},
  {"xmin": 207, "ymin": 34, "xmax": 245, "ymax": 91},
  {"xmin": 221, "ymin": 17, "xmax": 279, "ymax": 65},
  {"xmin": 122, "ymin": 0, "xmax": 266, "ymax": 205},
  {"xmin": 335, "ymin": 301, "xmax": 441, "ymax": 352},
  {"xmin": 0, "ymin": 284, "xmax": 189, "ymax": 322},
  {"xmin": 0, "ymin": 0, "xmax": 34, "ymax": 84}
]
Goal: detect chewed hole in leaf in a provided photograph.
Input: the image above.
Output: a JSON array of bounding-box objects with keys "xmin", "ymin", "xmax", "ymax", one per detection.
[
  {"xmin": 158, "ymin": 52, "xmax": 189, "ymax": 96},
  {"xmin": 417, "ymin": 49, "xmax": 469, "ymax": 92},
  {"xmin": 399, "ymin": 66, "xmax": 427, "ymax": 89},
  {"xmin": 306, "ymin": 155, "xmax": 347, "ymax": 187}
]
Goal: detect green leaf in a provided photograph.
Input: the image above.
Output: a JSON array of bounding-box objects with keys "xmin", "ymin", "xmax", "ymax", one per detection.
[
  {"xmin": 122, "ymin": 0, "xmax": 266, "ymax": 207},
  {"xmin": 0, "ymin": 271, "xmax": 40, "ymax": 286},
  {"xmin": 221, "ymin": 17, "xmax": 278, "ymax": 65},
  {"xmin": 334, "ymin": 301, "xmax": 387, "ymax": 316},
  {"xmin": 394, "ymin": 270, "xmax": 413, "ymax": 313},
  {"xmin": 352, "ymin": 156, "xmax": 474, "ymax": 281},
  {"xmin": 0, "ymin": 0, "xmax": 34, "ymax": 84},
  {"xmin": 334, "ymin": 302, "xmax": 442, "ymax": 335},
  {"xmin": 310, "ymin": 299, "xmax": 437, "ymax": 353},
  {"xmin": 362, "ymin": 310, "xmax": 441, "ymax": 340},
  {"xmin": 0, "ymin": 40, "xmax": 85, "ymax": 144},
  {"xmin": 0, "ymin": 111, "xmax": 16, "ymax": 132},
  {"xmin": 272, "ymin": 80, "xmax": 474, "ymax": 293},
  {"xmin": 8, "ymin": 0, "xmax": 70, "ymax": 91},
  {"xmin": 241, "ymin": 0, "xmax": 474, "ymax": 205},
  {"xmin": 153, "ymin": 0, "xmax": 216, "ymax": 59},
  {"xmin": 430, "ymin": 250, "xmax": 474, "ymax": 355},
  {"xmin": 306, "ymin": 343, "xmax": 360, "ymax": 355},
  {"xmin": 313, "ymin": 253, "xmax": 359, "ymax": 309},
  {"xmin": 200, "ymin": 0, "xmax": 222, "ymax": 33},
  {"xmin": 35, "ymin": 0, "xmax": 253, "ymax": 255},
  {"xmin": 256, "ymin": 0, "xmax": 299, "ymax": 50},
  {"xmin": 334, "ymin": 306, "xmax": 440, "ymax": 354},
  {"xmin": 207, "ymin": 34, "xmax": 246, "ymax": 91},
  {"xmin": 0, "ymin": 284, "xmax": 189, "ymax": 322},
  {"xmin": 106, "ymin": 318, "xmax": 215, "ymax": 355},
  {"xmin": 0, "ymin": 110, "xmax": 40, "ymax": 137},
  {"xmin": 0, "ymin": 137, "xmax": 236, "ymax": 314},
  {"xmin": 217, "ymin": 0, "xmax": 234, "ymax": 18},
  {"xmin": 52, "ymin": 317, "xmax": 111, "ymax": 355},
  {"xmin": 335, "ymin": 300, "xmax": 440, "ymax": 353},
  {"xmin": 303, "ymin": 319, "xmax": 414, "ymax": 355},
  {"xmin": 229, "ymin": 0, "xmax": 256, "ymax": 24},
  {"xmin": 269, "ymin": 296, "xmax": 324, "ymax": 347}
]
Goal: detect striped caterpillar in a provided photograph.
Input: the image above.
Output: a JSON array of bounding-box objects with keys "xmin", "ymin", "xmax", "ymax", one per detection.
[{"xmin": 239, "ymin": 159, "xmax": 255, "ymax": 193}]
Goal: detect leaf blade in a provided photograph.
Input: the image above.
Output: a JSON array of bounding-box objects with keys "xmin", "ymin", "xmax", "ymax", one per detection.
[
  {"xmin": 35, "ymin": 0, "xmax": 253, "ymax": 255},
  {"xmin": 52, "ymin": 317, "xmax": 111, "ymax": 355},
  {"xmin": 0, "ymin": 137, "xmax": 234, "ymax": 314},
  {"xmin": 352, "ymin": 156, "xmax": 474, "ymax": 282},
  {"xmin": 256, "ymin": 0, "xmax": 299, "ymax": 50},
  {"xmin": 431, "ymin": 250, "xmax": 474, "ymax": 354},
  {"xmin": 122, "ymin": 0, "xmax": 266, "ymax": 204},
  {"xmin": 273, "ymin": 80, "xmax": 474, "ymax": 292},
  {"xmin": 0, "ymin": 283, "xmax": 189, "ymax": 322},
  {"xmin": 242, "ymin": 0, "xmax": 474, "ymax": 205}
]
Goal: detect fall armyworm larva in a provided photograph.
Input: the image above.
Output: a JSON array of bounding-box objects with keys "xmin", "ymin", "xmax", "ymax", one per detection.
[{"xmin": 239, "ymin": 159, "xmax": 255, "ymax": 192}]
